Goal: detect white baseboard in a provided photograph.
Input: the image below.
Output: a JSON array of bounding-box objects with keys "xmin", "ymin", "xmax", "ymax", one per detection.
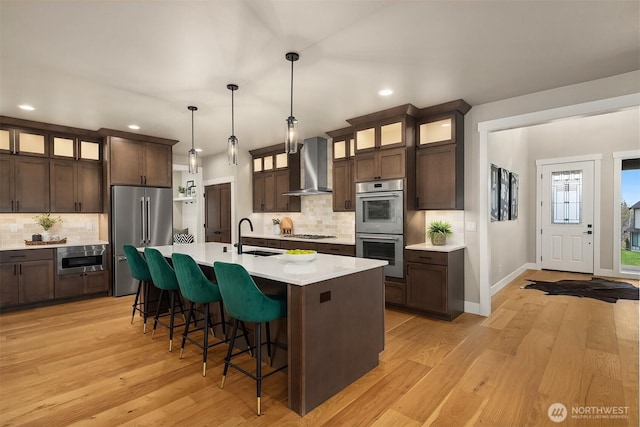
[
  {"xmin": 464, "ymin": 301, "xmax": 481, "ymax": 315},
  {"xmin": 490, "ymin": 263, "xmax": 537, "ymax": 296}
]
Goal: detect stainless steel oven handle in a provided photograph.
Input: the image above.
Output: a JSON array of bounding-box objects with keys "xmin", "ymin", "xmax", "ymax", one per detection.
[
  {"xmin": 356, "ymin": 192, "xmax": 400, "ymax": 199},
  {"xmin": 356, "ymin": 234, "xmax": 401, "ymax": 241}
]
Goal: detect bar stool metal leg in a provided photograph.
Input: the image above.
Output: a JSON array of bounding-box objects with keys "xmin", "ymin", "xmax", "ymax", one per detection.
[
  {"xmin": 130, "ymin": 280, "xmax": 143, "ymax": 324},
  {"xmin": 221, "ymin": 319, "xmax": 240, "ymax": 389}
]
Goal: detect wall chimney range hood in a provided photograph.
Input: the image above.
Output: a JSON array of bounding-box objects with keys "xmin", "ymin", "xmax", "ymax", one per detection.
[{"xmin": 283, "ymin": 136, "xmax": 332, "ymax": 196}]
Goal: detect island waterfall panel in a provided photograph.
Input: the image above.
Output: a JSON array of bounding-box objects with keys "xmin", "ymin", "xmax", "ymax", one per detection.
[{"xmin": 287, "ymin": 267, "xmax": 385, "ymax": 415}]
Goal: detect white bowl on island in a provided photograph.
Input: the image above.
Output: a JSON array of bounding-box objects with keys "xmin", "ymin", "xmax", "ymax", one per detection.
[{"xmin": 283, "ymin": 249, "xmax": 317, "ymax": 262}]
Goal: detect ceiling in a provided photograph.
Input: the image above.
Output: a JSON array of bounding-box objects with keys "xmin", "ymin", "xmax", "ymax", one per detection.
[{"xmin": 1, "ymin": 1, "xmax": 638, "ymax": 157}]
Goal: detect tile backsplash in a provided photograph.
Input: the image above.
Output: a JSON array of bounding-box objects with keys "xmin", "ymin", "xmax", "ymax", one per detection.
[
  {"xmin": 250, "ymin": 195, "xmax": 355, "ymax": 239},
  {"xmin": 0, "ymin": 214, "xmax": 101, "ymax": 247}
]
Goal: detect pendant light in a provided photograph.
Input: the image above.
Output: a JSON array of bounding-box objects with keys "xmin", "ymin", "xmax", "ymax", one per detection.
[
  {"xmin": 227, "ymin": 84, "xmax": 239, "ymax": 165},
  {"xmin": 285, "ymin": 52, "xmax": 299, "ymax": 154},
  {"xmin": 187, "ymin": 105, "xmax": 198, "ymax": 174}
]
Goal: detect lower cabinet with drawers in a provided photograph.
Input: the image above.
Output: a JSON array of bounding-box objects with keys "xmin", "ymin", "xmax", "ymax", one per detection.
[
  {"xmin": 389, "ymin": 248, "xmax": 464, "ymax": 321},
  {"xmin": 0, "ymin": 249, "xmax": 55, "ymax": 308}
]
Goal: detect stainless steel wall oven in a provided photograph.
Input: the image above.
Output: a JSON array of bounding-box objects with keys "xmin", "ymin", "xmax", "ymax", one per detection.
[{"xmin": 355, "ymin": 179, "xmax": 404, "ymax": 278}]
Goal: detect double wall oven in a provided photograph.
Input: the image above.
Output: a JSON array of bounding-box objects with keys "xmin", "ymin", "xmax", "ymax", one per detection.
[{"xmin": 355, "ymin": 179, "xmax": 404, "ymax": 278}]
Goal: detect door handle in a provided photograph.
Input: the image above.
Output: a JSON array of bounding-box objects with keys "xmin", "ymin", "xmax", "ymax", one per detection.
[
  {"xmin": 583, "ymin": 230, "xmax": 593, "ymax": 235},
  {"xmin": 145, "ymin": 197, "xmax": 151, "ymax": 243},
  {"xmin": 140, "ymin": 197, "xmax": 146, "ymax": 244}
]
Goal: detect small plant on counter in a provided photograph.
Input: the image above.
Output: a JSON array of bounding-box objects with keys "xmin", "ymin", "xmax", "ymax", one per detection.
[
  {"xmin": 34, "ymin": 213, "xmax": 62, "ymax": 231},
  {"xmin": 427, "ymin": 220, "xmax": 452, "ymax": 246},
  {"xmin": 178, "ymin": 186, "xmax": 186, "ymax": 195},
  {"xmin": 272, "ymin": 218, "xmax": 280, "ymax": 225}
]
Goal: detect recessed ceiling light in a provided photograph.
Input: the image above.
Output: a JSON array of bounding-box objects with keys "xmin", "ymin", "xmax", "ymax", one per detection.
[
  {"xmin": 195, "ymin": 148, "xmax": 203, "ymax": 153},
  {"xmin": 18, "ymin": 104, "xmax": 35, "ymax": 111},
  {"xmin": 128, "ymin": 124, "xmax": 140, "ymax": 130},
  {"xmin": 378, "ymin": 89, "xmax": 393, "ymax": 97}
]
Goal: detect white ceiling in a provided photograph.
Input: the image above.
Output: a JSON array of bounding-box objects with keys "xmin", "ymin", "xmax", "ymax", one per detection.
[{"xmin": 1, "ymin": 1, "xmax": 638, "ymax": 157}]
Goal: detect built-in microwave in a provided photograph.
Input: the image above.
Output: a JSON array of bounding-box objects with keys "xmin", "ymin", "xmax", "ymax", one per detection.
[
  {"xmin": 355, "ymin": 179, "xmax": 404, "ymax": 235},
  {"xmin": 57, "ymin": 245, "xmax": 106, "ymax": 275}
]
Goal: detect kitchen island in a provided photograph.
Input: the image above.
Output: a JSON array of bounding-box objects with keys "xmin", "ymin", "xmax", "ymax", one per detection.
[{"xmin": 149, "ymin": 242, "xmax": 387, "ymax": 416}]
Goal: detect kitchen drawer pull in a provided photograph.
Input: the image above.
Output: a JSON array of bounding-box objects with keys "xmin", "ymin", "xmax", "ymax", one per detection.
[
  {"xmin": 420, "ymin": 256, "xmax": 432, "ymax": 260},
  {"xmin": 9, "ymin": 255, "xmax": 26, "ymax": 258}
]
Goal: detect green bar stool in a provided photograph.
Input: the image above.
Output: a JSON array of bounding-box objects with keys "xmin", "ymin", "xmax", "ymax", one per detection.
[
  {"xmin": 123, "ymin": 245, "xmax": 154, "ymax": 334},
  {"xmin": 144, "ymin": 248, "xmax": 186, "ymax": 352},
  {"xmin": 172, "ymin": 253, "xmax": 229, "ymax": 377},
  {"xmin": 213, "ymin": 261, "xmax": 287, "ymax": 416}
]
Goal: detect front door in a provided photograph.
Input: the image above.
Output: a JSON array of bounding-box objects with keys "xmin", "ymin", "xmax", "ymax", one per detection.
[
  {"xmin": 204, "ymin": 183, "xmax": 231, "ymax": 243},
  {"xmin": 540, "ymin": 161, "xmax": 594, "ymax": 273}
]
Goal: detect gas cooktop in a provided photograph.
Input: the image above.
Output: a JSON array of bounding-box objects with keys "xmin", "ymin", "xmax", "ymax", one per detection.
[{"xmin": 284, "ymin": 234, "xmax": 336, "ymax": 240}]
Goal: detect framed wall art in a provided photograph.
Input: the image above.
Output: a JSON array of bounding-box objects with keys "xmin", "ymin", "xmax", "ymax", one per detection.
[
  {"xmin": 499, "ymin": 167, "xmax": 510, "ymax": 221},
  {"xmin": 509, "ymin": 172, "xmax": 519, "ymax": 220},
  {"xmin": 490, "ymin": 164, "xmax": 500, "ymax": 221}
]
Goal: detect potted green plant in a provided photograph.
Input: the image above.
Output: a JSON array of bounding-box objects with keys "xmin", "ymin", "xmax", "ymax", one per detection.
[
  {"xmin": 272, "ymin": 218, "xmax": 281, "ymax": 235},
  {"xmin": 34, "ymin": 213, "xmax": 62, "ymax": 242},
  {"xmin": 427, "ymin": 220, "xmax": 452, "ymax": 246},
  {"xmin": 178, "ymin": 186, "xmax": 186, "ymax": 197}
]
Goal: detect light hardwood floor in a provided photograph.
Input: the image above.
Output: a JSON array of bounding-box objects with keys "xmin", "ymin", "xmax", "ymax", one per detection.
[{"xmin": 0, "ymin": 270, "xmax": 637, "ymax": 426}]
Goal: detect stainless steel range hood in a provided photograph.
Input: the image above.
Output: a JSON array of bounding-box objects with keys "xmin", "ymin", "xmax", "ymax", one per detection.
[{"xmin": 283, "ymin": 136, "xmax": 332, "ymax": 196}]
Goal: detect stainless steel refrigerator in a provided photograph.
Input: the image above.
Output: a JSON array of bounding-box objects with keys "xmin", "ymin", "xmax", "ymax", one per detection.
[{"xmin": 111, "ymin": 186, "xmax": 173, "ymax": 296}]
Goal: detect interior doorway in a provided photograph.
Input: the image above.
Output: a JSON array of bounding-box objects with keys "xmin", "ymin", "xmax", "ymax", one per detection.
[
  {"xmin": 539, "ymin": 160, "xmax": 595, "ymax": 273},
  {"xmin": 204, "ymin": 183, "xmax": 231, "ymax": 243}
]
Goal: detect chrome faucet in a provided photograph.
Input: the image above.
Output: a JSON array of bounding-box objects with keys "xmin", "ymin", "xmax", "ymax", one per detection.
[{"xmin": 237, "ymin": 217, "xmax": 253, "ymax": 254}]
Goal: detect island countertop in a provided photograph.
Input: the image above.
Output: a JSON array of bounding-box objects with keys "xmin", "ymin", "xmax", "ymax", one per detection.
[{"xmin": 148, "ymin": 242, "xmax": 387, "ymax": 286}]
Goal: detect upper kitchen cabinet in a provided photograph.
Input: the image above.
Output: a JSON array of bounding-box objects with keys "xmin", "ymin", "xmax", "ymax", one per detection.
[
  {"xmin": 415, "ymin": 99, "xmax": 471, "ymax": 210},
  {"xmin": 250, "ymin": 143, "xmax": 301, "ymax": 213},
  {"xmin": 101, "ymin": 130, "xmax": 177, "ymax": 188},
  {"xmin": 50, "ymin": 160, "xmax": 102, "ymax": 213},
  {"xmin": 0, "ymin": 125, "xmax": 49, "ymax": 157},
  {"xmin": 346, "ymin": 104, "xmax": 417, "ymax": 182},
  {"xmin": 51, "ymin": 134, "xmax": 101, "ymax": 161},
  {"xmin": 0, "ymin": 154, "xmax": 49, "ymax": 213},
  {"xmin": 327, "ymin": 126, "xmax": 355, "ymax": 212}
]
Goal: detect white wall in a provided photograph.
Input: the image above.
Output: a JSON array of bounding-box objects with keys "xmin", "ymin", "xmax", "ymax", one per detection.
[{"xmin": 488, "ymin": 128, "xmax": 530, "ymax": 286}]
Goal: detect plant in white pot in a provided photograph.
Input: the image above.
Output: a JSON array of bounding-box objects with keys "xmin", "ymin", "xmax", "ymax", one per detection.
[
  {"xmin": 427, "ymin": 220, "xmax": 452, "ymax": 246},
  {"xmin": 34, "ymin": 213, "xmax": 62, "ymax": 241},
  {"xmin": 272, "ymin": 218, "xmax": 281, "ymax": 235}
]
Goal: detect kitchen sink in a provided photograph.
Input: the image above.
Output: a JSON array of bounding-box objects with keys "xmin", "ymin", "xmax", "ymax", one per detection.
[{"xmin": 242, "ymin": 250, "xmax": 281, "ymax": 257}]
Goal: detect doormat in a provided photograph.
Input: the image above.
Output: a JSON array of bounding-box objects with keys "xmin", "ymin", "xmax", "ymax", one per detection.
[{"xmin": 523, "ymin": 277, "xmax": 639, "ymax": 303}]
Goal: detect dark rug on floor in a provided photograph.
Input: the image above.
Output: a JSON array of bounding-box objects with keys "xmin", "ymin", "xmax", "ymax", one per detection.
[{"xmin": 523, "ymin": 277, "xmax": 639, "ymax": 303}]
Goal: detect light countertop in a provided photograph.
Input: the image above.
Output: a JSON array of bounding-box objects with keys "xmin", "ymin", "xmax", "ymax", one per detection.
[
  {"xmin": 405, "ymin": 243, "xmax": 466, "ymax": 252},
  {"xmin": 0, "ymin": 240, "xmax": 109, "ymax": 252},
  {"xmin": 147, "ymin": 242, "xmax": 386, "ymax": 286},
  {"xmin": 243, "ymin": 233, "xmax": 355, "ymax": 245}
]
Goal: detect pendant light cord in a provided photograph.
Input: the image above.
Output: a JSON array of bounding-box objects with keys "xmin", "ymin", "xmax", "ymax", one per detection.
[
  {"xmin": 290, "ymin": 58, "xmax": 294, "ymax": 118},
  {"xmin": 191, "ymin": 109, "xmax": 195, "ymax": 150},
  {"xmin": 231, "ymin": 89, "xmax": 235, "ymax": 135}
]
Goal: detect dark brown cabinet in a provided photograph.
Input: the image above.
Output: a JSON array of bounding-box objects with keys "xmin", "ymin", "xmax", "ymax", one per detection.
[
  {"xmin": 346, "ymin": 104, "xmax": 417, "ymax": 183},
  {"xmin": 415, "ymin": 100, "xmax": 470, "ymax": 210},
  {"xmin": 0, "ymin": 154, "xmax": 50, "ymax": 213},
  {"xmin": 327, "ymin": 127, "xmax": 355, "ymax": 211},
  {"xmin": 316, "ymin": 243, "xmax": 355, "ymax": 256},
  {"xmin": 250, "ymin": 144, "xmax": 301, "ymax": 213},
  {"xmin": 50, "ymin": 159, "xmax": 102, "ymax": 213},
  {"xmin": 109, "ymin": 137, "xmax": 172, "ymax": 187},
  {"xmin": 55, "ymin": 270, "xmax": 108, "ymax": 299},
  {"xmin": 0, "ymin": 249, "xmax": 55, "ymax": 308},
  {"xmin": 0, "ymin": 126, "xmax": 49, "ymax": 157},
  {"xmin": 404, "ymin": 249, "xmax": 464, "ymax": 321},
  {"xmin": 353, "ymin": 146, "xmax": 406, "ymax": 182}
]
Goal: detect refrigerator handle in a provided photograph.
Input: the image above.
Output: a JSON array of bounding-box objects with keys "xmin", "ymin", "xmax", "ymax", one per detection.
[
  {"xmin": 140, "ymin": 197, "xmax": 146, "ymax": 245},
  {"xmin": 146, "ymin": 197, "xmax": 151, "ymax": 244}
]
